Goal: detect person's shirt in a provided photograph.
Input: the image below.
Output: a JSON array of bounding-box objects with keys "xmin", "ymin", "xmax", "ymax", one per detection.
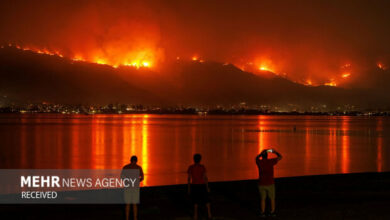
[
  {"xmin": 256, "ymin": 158, "xmax": 278, "ymax": 185},
  {"xmin": 121, "ymin": 163, "xmax": 144, "ymax": 183},
  {"xmin": 188, "ymin": 163, "xmax": 206, "ymax": 184}
]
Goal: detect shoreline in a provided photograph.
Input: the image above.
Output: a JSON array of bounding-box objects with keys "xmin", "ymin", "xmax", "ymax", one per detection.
[
  {"xmin": 1, "ymin": 172, "xmax": 389, "ymax": 219},
  {"xmin": 1, "ymin": 112, "xmax": 389, "ymax": 116}
]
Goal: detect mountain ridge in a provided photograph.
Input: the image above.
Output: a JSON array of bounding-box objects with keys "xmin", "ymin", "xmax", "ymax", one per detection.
[{"xmin": 0, "ymin": 47, "xmax": 388, "ymax": 109}]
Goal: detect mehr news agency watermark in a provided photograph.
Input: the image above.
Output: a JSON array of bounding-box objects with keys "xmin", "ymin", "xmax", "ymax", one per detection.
[{"xmin": 0, "ymin": 170, "xmax": 140, "ymax": 204}]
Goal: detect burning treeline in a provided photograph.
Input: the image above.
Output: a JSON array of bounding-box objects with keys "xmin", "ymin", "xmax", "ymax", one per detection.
[
  {"xmin": 0, "ymin": 0, "xmax": 389, "ymax": 88},
  {"xmin": 2, "ymin": 42, "xmax": 387, "ymax": 88}
]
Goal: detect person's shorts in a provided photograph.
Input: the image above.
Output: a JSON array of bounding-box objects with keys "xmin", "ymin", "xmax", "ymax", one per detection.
[
  {"xmin": 258, "ymin": 184, "xmax": 275, "ymax": 200},
  {"xmin": 123, "ymin": 187, "xmax": 140, "ymax": 204},
  {"xmin": 191, "ymin": 184, "xmax": 209, "ymax": 205}
]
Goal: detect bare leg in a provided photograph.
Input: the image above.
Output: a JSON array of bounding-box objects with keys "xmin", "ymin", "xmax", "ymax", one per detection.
[
  {"xmin": 206, "ymin": 203, "xmax": 212, "ymax": 218},
  {"xmin": 194, "ymin": 204, "xmax": 198, "ymax": 220},
  {"xmin": 260, "ymin": 199, "xmax": 266, "ymax": 214},
  {"xmin": 270, "ymin": 199, "xmax": 275, "ymax": 213},
  {"xmin": 125, "ymin": 204, "xmax": 130, "ymax": 220},
  {"xmin": 133, "ymin": 204, "xmax": 138, "ymax": 220}
]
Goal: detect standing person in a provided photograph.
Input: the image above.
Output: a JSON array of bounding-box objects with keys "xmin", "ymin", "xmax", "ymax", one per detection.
[
  {"xmin": 121, "ymin": 155, "xmax": 144, "ymax": 220},
  {"xmin": 255, "ymin": 149, "xmax": 282, "ymax": 217},
  {"xmin": 188, "ymin": 153, "xmax": 212, "ymax": 220}
]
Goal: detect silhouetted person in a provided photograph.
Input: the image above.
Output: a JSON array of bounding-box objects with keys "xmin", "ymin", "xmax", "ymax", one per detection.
[
  {"xmin": 121, "ymin": 155, "xmax": 144, "ymax": 220},
  {"xmin": 188, "ymin": 153, "xmax": 212, "ymax": 220},
  {"xmin": 256, "ymin": 149, "xmax": 282, "ymax": 217}
]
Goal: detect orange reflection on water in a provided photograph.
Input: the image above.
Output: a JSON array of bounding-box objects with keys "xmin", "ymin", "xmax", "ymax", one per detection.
[
  {"xmin": 377, "ymin": 118, "xmax": 383, "ymax": 172},
  {"xmin": 91, "ymin": 116, "xmax": 105, "ymax": 169},
  {"xmin": 20, "ymin": 117, "xmax": 27, "ymax": 168},
  {"xmin": 121, "ymin": 116, "xmax": 131, "ymax": 164},
  {"xmin": 257, "ymin": 115, "xmax": 267, "ymax": 153},
  {"xmin": 141, "ymin": 115, "xmax": 149, "ymax": 186},
  {"xmin": 70, "ymin": 117, "xmax": 80, "ymax": 169},
  {"xmin": 341, "ymin": 117, "xmax": 350, "ymax": 173},
  {"xmin": 191, "ymin": 120, "xmax": 197, "ymax": 155},
  {"xmin": 328, "ymin": 127, "xmax": 337, "ymax": 173},
  {"xmin": 2, "ymin": 114, "xmax": 389, "ymax": 187},
  {"xmin": 304, "ymin": 127, "xmax": 311, "ymax": 174},
  {"xmin": 89, "ymin": 114, "xmax": 150, "ymax": 184}
]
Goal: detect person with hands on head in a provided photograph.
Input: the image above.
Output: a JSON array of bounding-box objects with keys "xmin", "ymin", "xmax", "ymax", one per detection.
[{"xmin": 256, "ymin": 149, "xmax": 282, "ymax": 217}]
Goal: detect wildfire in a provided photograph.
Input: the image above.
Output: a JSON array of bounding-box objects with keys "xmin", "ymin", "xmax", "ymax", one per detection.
[
  {"xmin": 324, "ymin": 82, "xmax": 337, "ymax": 87},
  {"xmin": 72, "ymin": 55, "xmax": 85, "ymax": 62},
  {"xmin": 377, "ymin": 63, "xmax": 386, "ymax": 70},
  {"xmin": 341, "ymin": 73, "xmax": 351, "ymax": 78},
  {"xmin": 112, "ymin": 49, "xmax": 157, "ymax": 69},
  {"xmin": 259, "ymin": 66, "xmax": 271, "ymax": 71},
  {"xmin": 190, "ymin": 55, "xmax": 206, "ymax": 63},
  {"xmin": 123, "ymin": 60, "xmax": 151, "ymax": 68},
  {"xmin": 3, "ymin": 43, "xmax": 386, "ymax": 88},
  {"xmin": 95, "ymin": 58, "xmax": 108, "ymax": 65},
  {"xmin": 256, "ymin": 58, "xmax": 275, "ymax": 73},
  {"xmin": 5, "ymin": 43, "xmax": 155, "ymax": 69},
  {"xmin": 305, "ymin": 79, "xmax": 313, "ymax": 86},
  {"xmin": 7, "ymin": 43, "xmax": 66, "ymax": 59}
]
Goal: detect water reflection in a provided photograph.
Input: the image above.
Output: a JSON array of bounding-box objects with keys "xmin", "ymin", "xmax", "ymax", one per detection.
[
  {"xmin": 141, "ymin": 115, "xmax": 149, "ymax": 186},
  {"xmin": 304, "ymin": 125, "xmax": 311, "ymax": 174},
  {"xmin": 341, "ymin": 118, "xmax": 350, "ymax": 173},
  {"xmin": 0, "ymin": 114, "xmax": 388, "ymax": 186},
  {"xmin": 377, "ymin": 118, "xmax": 383, "ymax": 172},
  {"xmin": 328, "ymin": 127, "xmax": 337, "ymax": 173},
  {"xmin": 258, "ymin": 115, "xmax": 267, "ymax": 154}
]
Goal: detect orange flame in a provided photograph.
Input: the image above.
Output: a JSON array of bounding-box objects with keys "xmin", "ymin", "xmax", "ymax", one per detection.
[
  {"xmin": 305, "ymin": 79, "xmax": 313, "ymax": 86},
  {"xmin": 341, "ymin": 73, "xmax": 351, "ymax": 78},
  {"xmin": 259, "ymin": 66, "xmax": 270, "ymax": 71},
  {"xmin": 5, "ymin": 43, "xmax": 382, "ymax": 88},
  {"xmin": 324, "ymin": 82, "xmax": 337, "ymax": 87},
  {"xmin": 377, "ymin": 62, "xmax": 386, "ymax": 70},
  {"xmin": 6, "ymin": 43, "xmax": 156, "ymax": 69},
  {"xmin": 72, "ymin": 55, "xmax": 85, "ymax": 62},
  {"xmin": 255, "ymin": 57, "xmax": 275, "ymax": 73}
]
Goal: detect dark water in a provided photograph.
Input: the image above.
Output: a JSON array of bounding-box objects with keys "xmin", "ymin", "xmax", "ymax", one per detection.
[{"xmin": 0, "ymin": 114, "xmax": 389, "ymax": 186}]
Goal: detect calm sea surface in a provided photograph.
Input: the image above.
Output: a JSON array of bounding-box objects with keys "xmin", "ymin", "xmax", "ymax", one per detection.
[{"xmin": 0, "ymin": 114, "xmax": 389, "ymax": 186}]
